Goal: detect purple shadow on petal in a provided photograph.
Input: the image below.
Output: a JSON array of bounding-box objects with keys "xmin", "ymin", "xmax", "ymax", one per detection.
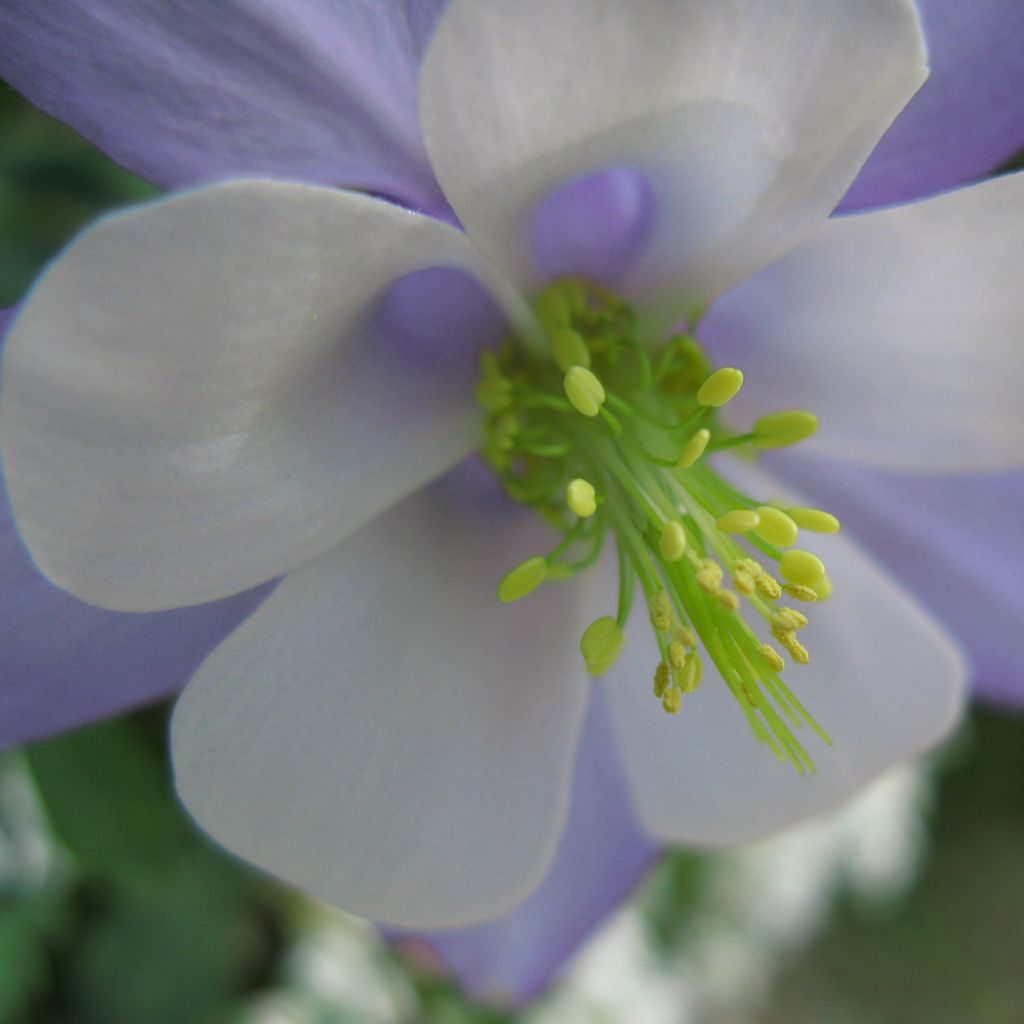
[
  {"xmin": 771, "ymin": 453, "xmax": 1024, "ymax": 710},
  {"xmin": 0, "ymin": 302, "xmax": 272, "ymax": 746},
  {"xmin": 531, "ymin": 167, "xmax": 654, "ymax": 285},
  {"xmin": 391, "ymin": 688, "xmax": 659, "ymax": 1005},
  {"xmin": 372, "ymin": 265, "xmax": 508, "ymax": 373},
  {"xmin": 839, "ymin": 0, "xmax": 1024, "ymax": 212}
]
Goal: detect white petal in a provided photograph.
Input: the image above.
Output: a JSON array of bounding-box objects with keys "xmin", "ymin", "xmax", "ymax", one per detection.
[
  {"xmin": 701, "ymin": 172, "xmax": 1024, "ymax": 471},
  {"xmin": 0, "ymin": 181, "xmax": 528, "ymax": 611},
  {"xmin": 421, "ymin": 0, "xmax": 926, "ymax": 319},
  {"xmin": 603, "ymin": 465, "xmax": 966, "ymax": 845},
  {"xmin": 172, "ymin": 469, "xmax": 590, "ymax": 928}
]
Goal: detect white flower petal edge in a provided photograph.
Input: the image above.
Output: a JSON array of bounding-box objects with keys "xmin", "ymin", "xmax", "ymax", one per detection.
[
  {"xmin": 603, "ymin": 462, "xmax": 966, "ymax": 845},
  {"xmin": 701, "ymin": 172, "xmax": 1024, "ymax": 472},
  {"xmin": 421, "ymin": 0, "xmax": 926, "ymax": 321},
  {"xmin": 0, "ymin": 181, "xmax": 528, "ymax": 611},
  {"xmin": 172, "ymin": 470, "xmax": 590, "ymax": 928}
]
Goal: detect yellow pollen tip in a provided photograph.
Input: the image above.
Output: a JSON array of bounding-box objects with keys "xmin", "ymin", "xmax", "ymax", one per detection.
[
  {"xmin": 674, "ymin": 625, "xmax": 696, "ymax": 648},
  {"xmin": 535, "ymin": 284, "xmax": 573, "ymax": 331},
  {"xmin": 681, "ymin": 652, "xmax": 703, "ymax": 693},
  {"xmin": 659, "ymin": 520, "xmax": 688, "ymax": 562},
  {"xmin": 754, "ymin": 506, "xmax": 799, "ymax": 547},
  {"xmin": 783, "ymin": 583, "xmax": 819, "ymax": 602},
  {"xmin": 649, "ymin": 590, "xmax": 672, "ymax": 632},
  {"xmin": 786, "ymin": 507, "xmax": 841, "ymax": 534},
  {"xmin": 580, "ymin": 616, "xmax": 627, "ymax": 676},
  {"xmin": 566, "ymin": 477, "xmax": 597, "ymax": 517},
  {"xmin": 756, "ymin": 572, "xmax": 783, "ymax": 599},
  {"xmin": 563, "ymin": 365, "xmax": 606, "ymax": 417},
  {"xmin": 551, "ymin": 327, "xmax": 591, "ymax": 372},
  {"xmin": 716, "ymin": 508, "xmax": 760, "ymax": 533},
  {"xmin": 752, "ymin": 409, "xmax": 819, "ymax": 449},
  {"xmin": 718, "ymin": 589, "xmax": 740, "ymax": 612},
  {"xmin": 678, "ymin": 428, "xmax": 710, "ymax": 468},
  {"xmin": 778, "ymin": 631, "xmax": 811, "ymax": 664},
  {"xmin": 653, "ymin": 662, "xmax": 671, "ymax": 698},
  {"xmin": 696, "ymin": 558, "xmax": 723, "ymax": 595},
  {"xmin": 662, "ymin": 687, "xmax": 682, "ymax": 715},
  {"xmin": 497, "ymin": 556, "xmax": 548, "ymax": 603},
  {"xmin": 779, "ymin": 549, "xmax": 827, "ymax": 587},
  {"xmin": 475, "ymin": 377, "xmax": 513, "ymax": 412},
  {"xmin": 733, "ymin": 568, "xmax": 756, "ymax": 595},
  {"xmin": 667, "ymin": 641, "xmax": 687, "ymax": 671},
  {"xmin": 759, "ymin": 643, "xmax": 786, "ymax": 672},
  {"xmin": 773, "ymin": 608, "xmax": 808, "ymax": 632},
  {"xmin": 697, "ymin": 367, "xmax": 744, "ymax": 407}
]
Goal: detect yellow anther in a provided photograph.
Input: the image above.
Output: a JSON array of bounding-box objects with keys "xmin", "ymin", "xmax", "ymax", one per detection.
[
  {"xmin": 756, "ymin": 572, "xmax": 783, "ymax": 599},
  {"xmin": 667, "ymin": 641, "xmax": 687, "ymax": 671},
  {"xmin": 551, "ymin": 327, "xmax": 591, "ymax": 372},
  {"xmin": 697, "ymin": 367, "xmax": 744, "ymax": 407},
  {"xmin": 777, "ymin": 631, "xmax": 811, "ymax": 664},
  {"xmin": 754, "ymin": 506, "xmax": 799, "ymax": 547},
  {"xmin": 662, "ymin": 687, "xmax": 682, "ymax": 715},
  {"xmin": 493, "ymin": 412, "xmax": 519, "ymax": 451},
  {"xmin": 734, "ymin": 558, "xmax": 763, "ymax": 579},
  {"xmin": 535, "ymin": 284, "xmax": 572, "ymax": 332},
  {"xmin": 566, "ymin": 478, "xmax": 597, "ymax": 518},
  {"xmin": 774, "ymin": 608, "xmax": 808, "ymax": 632},
  {"xmin": 696, "ymin": 559, "xmax": 723, "ymax": 595},
  {"xmin": 759, "ymin": 643, "xmax": 786, "ymax": 672},
  {"xmin": 786, "ymin": 507, "xmax": 841, "ymax": 534},
  {"xmin": 498, "ymin": 556, "xmax": 548, "ymax": 603},
  {"xmin": 674, "ymin": 625, "xmax": 696, "ymax": 648},
  {"xmin": 718, "ymin": 589, "xmax": 740, "ymax": 612},
  {"xmin": 678, "ymin": 428, "xmax": 710, "ymax": 468},
  {"xmin": 476, "ymin": 376, "xmax": 512, "ymax": 412},
  {"xmin": 580, "ymin": 616, "xmax": 627, "ymax": 676},
  {"xmin": 743, "ymin": 685, "xmax": 760, "ymax": 708},
  {"xmin": 783, "ymin": 582, "xmax": 819, "ymax": 602},
  {"xmin": 779, "ymin": 549, "xmax": 826, "ymax": 587},
  {"xmin": 815, "ymin": 573, "xmax": 833, "ymax": 601},
  {"xmin": 649, "ymin": 590, "xmax": 672, "ymax": 632},
  {"xmin": 752, "ymin": 409, "xmax": 819, "ymax": 449},
  {"xmin": 563, "ymin": 365, "xmax": 606, "ymax": 417},
  {"xmin": 733, "ymin": 568, "xmax": 756, "ymax": 595},
  {"xmin": 659, "ymin": 520, "xmax": 688, "ymax": 562},
  {"xmin": 653, "ymin": 662, "xmax": 671, "ymax": 698},
  {"xmin": 716, "ymin": 508, "xmax": 760, "ymax": 533},
  {"xmin": 681, "ymin": 652, "xmax": 703, "ymax": 693}
]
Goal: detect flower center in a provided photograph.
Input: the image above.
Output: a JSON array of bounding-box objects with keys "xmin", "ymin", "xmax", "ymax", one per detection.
[{"xmin": 477, "ymin": 278, "xmax": 841, "ymax": 773}]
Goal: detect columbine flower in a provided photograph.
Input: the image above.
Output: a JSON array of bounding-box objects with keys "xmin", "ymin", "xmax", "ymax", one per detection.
[{"xmin": 1, "ymin": 0, "xmax": 1022, "ymax": 957}]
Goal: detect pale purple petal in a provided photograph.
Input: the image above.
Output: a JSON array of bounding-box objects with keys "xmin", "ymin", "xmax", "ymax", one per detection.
[
  {"xmin": 772, "ymin": 454, "xmax": 1024, "ymax": 709},
  {"xmin": 531, "ymin": 167, "xmax": 654, "ymax": 286},
  {"xmin": 841, "ymin": 0, "xmax": 1024, "ymax": 211},
  {"xmin": 0, "ymin": 1, "xmax": 449, "ymax": 213},
  {"xmin": 397, "ymin": 689, "xmax": 658, "ymax": 1004}
]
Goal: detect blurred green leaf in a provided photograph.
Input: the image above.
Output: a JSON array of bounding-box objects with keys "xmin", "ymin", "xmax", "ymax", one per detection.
[
  {"xmin": 25, "ymin": 718, "xmax": 185, "ymax": 881},
  {"xmin": 0, "ymin": 888, "xmax": 70, "ymax": 1023},
  {"xmin": 0, "ymin": 80, "xmax": 158, "ymax": 306}
]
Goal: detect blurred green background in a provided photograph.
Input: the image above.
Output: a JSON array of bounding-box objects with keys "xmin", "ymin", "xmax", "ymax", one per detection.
[{"xmin": 2, "ymin": 79, "xmax": 1024, "ymax": 1024}]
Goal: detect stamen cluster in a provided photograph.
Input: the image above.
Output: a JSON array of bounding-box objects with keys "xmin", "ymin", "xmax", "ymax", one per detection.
[{"xmin": 478, "ymin": 279, "xmax": 841, "ymax": 773}]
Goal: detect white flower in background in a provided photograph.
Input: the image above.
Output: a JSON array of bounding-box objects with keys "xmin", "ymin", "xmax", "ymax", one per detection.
[{"xmin": 9, "ymin": 0, "xmax": 1022, "ymax": 930}]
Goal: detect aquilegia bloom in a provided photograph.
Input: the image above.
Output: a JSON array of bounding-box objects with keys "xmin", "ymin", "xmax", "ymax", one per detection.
[{"xmin": 2, "ymin": 0, "xmax": 1023, "ymax": 952}]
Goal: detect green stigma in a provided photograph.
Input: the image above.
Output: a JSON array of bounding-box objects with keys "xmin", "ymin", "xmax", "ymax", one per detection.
[{"xmin": 479, "ymin": 278, "xmax": 841, "ymax": 774}]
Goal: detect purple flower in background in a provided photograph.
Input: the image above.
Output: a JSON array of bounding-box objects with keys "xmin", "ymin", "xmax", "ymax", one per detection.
[{"xmin": 1, "ymin": 0, "xmax": 1023, "ymax": 1004}]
